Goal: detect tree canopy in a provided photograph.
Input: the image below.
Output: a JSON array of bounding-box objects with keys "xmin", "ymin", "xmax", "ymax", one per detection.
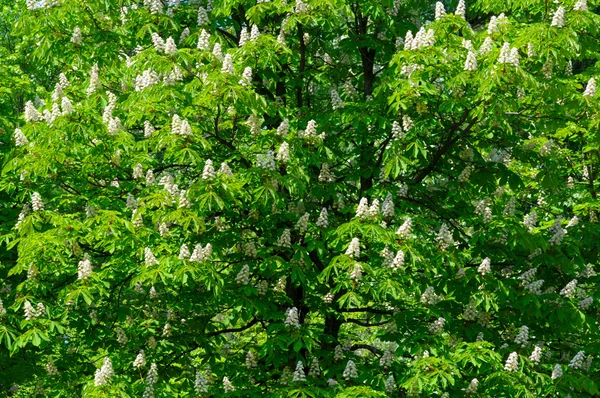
[{"xmin": 1, "ymin": 0, "xmax": 600, "ymax": 396}]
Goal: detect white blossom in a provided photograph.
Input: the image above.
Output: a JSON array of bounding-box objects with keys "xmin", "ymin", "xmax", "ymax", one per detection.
[
  {"xmin": 464, "ymin": 51, "xmax": 477, "ymax": 71},
  {"xmin": 197, "ymin": 29, "xmax": 211, "ymax": 50},
  {"xmin": 277, "ymin": 229, "xmax": 292, "ymax": 248},
  {"xmin": 342, "ymin": 360, "xmax": 358, "ymax": 379},
  {"xmin": 349, "ymin": 263, "xmax": 362, "ymax": 281},
  {"xmin": 292, "ymin": 361, "xmax": 306, "ymax": 382},
  {"xmin": 276, "ymin": 142, "xmax": 290, "ymax": 162},
  {"xmin": 569, "ymin": 351, "xmax": 585, "ymax": 369},
  {"xmin": 550, "ymin": 7, "xmax": 565, "ymax": 28},
  {"xmin": 478, "ymin": 257, "xmax": 491, "ymax": 276},
  {"xmin": 573, "ymin": 0, "xmax": 587, "ymax": 11},
  {"xmin": 94, "ymin": 357, "xmax": 114, "ymax": 386},
  {"xmin": 436, "ymin": 223, "xmax": 454, "ymax": 249},
  {"xmin": 202, "ymin": 159, "xmax": 215, "ymax": 180},
  {"xmin": 240, "ymin": 66, "xmax": 252, "ymax": 86},
  {"xmin": 434, "ymin": 2, "xmax": 446, "ymax": 20},
  {"xmin": 514, "ymin": 325, "xmax": 529, "ymax": 347},
  {"xmin": 221, "ymin": 54, "xmax": 234, "ymax": 74},
  {"xmin": 529, "ymin": 346, "xmax": 542, "ymax": 364},
  {"xmin": 560, "ymin": 279, "xmax": 577, "ymax": 298},
  {"xmin": 285, "ymin": 307, "xmax": 301, "ymax": 328},
  {"xmin": 345, "ymin": 237, "xmax": 360, "ymax": 258},
  {"xmin": 245, "ymin": 350, "xmax": 257, "ymax": 369},
  {"xmin": 428, "ymin": 317, "xmax": 446, "ymax": 333},
  {"xmin": 13, "ymin": 128, "xmax": 28, "ymax": 147},
  {"xmin": 277, "ymin": 118, "xmax": 290, "ymax": 136},
  {"xmin": 133, "ymin": 350, "xmax": 146, "ymax": 368},
  {"xmin": 197, "ymin": 6, "xmax": 209, "ymax": 25},
  {"xmin": 71, "ymin": 27, "xmax": 82, "ymax": 44},
  {"xmin": 144, "ymin": 247, "xmax": 159, "ymax": 267},
  {"xmin": 455, "ymin": 0, "xmax": 466, "ymax": 17},
  {"xmin": 318, "ymin": 164, "xmax": 335, "ymax": 183},
  {"xmin": 78, "ymin": 254, "xmax": 93, "ymax": 280},
  {"xmin": 31, "ymin": 192, "xmax": 44, "ymax": 211},
  {"xmin": 466, "ymin": 378, "xmax": 478, "ymax": 394},
  {"xmin": 235, "ymin": 264, "xmax": 250, "ymax": 285},
  {"xmin": 583, "ymin": 77, "xmax": 596, "ymax": 98},
  {"xmin": 504, "ymin": 352, "xmax": 519, "ymax": 372},
  {"xmin": 551, "ymin": 363, "xmax": 563, "ymax": 379}
]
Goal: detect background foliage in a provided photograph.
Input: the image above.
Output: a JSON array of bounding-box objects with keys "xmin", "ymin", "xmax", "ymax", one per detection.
[{"xmin": 1, "ymin": 0, "xmax": 600, "ymax": 396}]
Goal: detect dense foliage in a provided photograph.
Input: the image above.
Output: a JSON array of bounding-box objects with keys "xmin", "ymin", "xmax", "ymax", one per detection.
[{"xmin": 1, "ymin": 0, "xmax": 600, "ymax": 396}]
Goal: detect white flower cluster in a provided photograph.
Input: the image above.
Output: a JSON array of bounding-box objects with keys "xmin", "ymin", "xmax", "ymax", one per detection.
[
  {"xmin": 87, "ymin": 64, "xmax": 101, "ymax": 96},
  {"xmin": 550, "ymin": 7, "xmax": 565, "ymax": 28},
  {"xmin": 549, "ymin": 219, "xmax": 567, "ymax": 246},
  {"xmin": 514, "ymin": 325, "xmax": 529, "ymax": 347},
  {"xmin": 569, "ymin": 351, "xmax": 585, "ymax": 369},
  {"xmin": 463, "ymin": 300, "xmax": 477, "ymax": 321},
  {"xmin": 551, "ymin": 363, "xmax": 563, "ymax": 379},
  {"xmin": 428, "ymin": 317, "xmax": 446, "ymax": 333},
  {"xmin": 478, "ymin": 257, "xmax": 491, "ymax": 276},
  {"xmin": 584, "ymin": 77, "xmax": 596, "ymax": 98},
  {"xmin": 145, "ymin": 247, "xmax": 159, "ymax": 267},
  {"xmin": 235, "ymin": 264, "xmax": 250, "ymax": 285},
  {"xmin": 318, "ymin": 163, "xmax": 335, "ymax": 183},
  {"xmin": 256, "ymin": 150, "xmax": 276, "ymax": 171},
  {"xmin": 94, "ymin": 357, "xmax": 114, "ymax": 386},
  {"xmin": 436, "ymin": 223, "xmax": 454, "ymax": 249},
  {"xmin": 396, "ymin": 217, "xmax": 412, "ymax": 238},
  {"xmin": 223, "ymin": 376, "xmax": 235, "ymax": 393},
  {"xmin": 404, "ymin": 27, "xmax": 435, "ymax": 50},
  {"xmin": 78, "ymin": 253, "xmax": 93, "ymax": 280},
  {"xmin": 189, "ymin": 243, "xmax": 212, "ymax": 262},
  {"xmin": 133, "ymin": 350, "xmax": 146, "ymax": 368},
  {"xmin": 277, "ymin": 229, "xmax": 291, "ymax": 248},
  {"xmin": 292, "ymin": 361, "xmax": 306, "ymax": 382},
  {"xmin": 529, "ymin": 346, "xmax": 542, "ymax": 364},
  {"xmin": 464, "ymin": 51, "xmax": 477, "ymax": 71},
  {"xmin": 435, "ymin": 2, "xmax": 445, "ymax": 19},
  {"xmin": 523, "ymin": 210, "xmax": 538, "ymax": 231},
  {"xmin": 31, "ymin": 192, "xmax": 44, "ymax": 211},
  {"xmin": 343, "ymin": 360, "xmax": 358, "ymax": 379},
  {"xmin": 466, "ymin": 378, "xmax": 478, "ymax": 394},
  {"xmin": 330, "ymin": 89, "xmax": 344, "ymax": 110},
  {"xmin": 295, "ymin": 212, "xmax": 310, "ymax": 234},
  {"xmin": 246, "ymin": 350, "xmax": 257, "ymax": 369},
  {"xmin": 574, "ymin": 0, "xmax": 587, "ymax": 11},
  {"xmin": 143, "ymin": 363, "xmax": 158, "ymax": 398},
  {"xmin": 0, "ymin": 298, "xmax": 6, "ymax": 317},
  {"xmin": 134, "ymin": 69, "xmax": 160, "ymax": 91},
  {"xmin": 379, "ymin": 346, "xmax": 395, "ymax": 368},
  {"xmin": 504, "ymin": 352, "xmax": 519, "ymax": 372},
  {"xmin": 345, "ymin": 237, "xmax": 360, "ymax": 258},
  {"xmin": 525, "ymin": 279, "xmax": 544, "ymax": 295},
  {"xmin": 315, "ymin": 208, "xmax": 329, "ymax": 228},
  {"xmin": 277, "ymin": 118, "xmax": 290, "ymax": 136},
  {"xmin": 420, "ymin": 286, "xmax": 441, "ymax": 305},
  {"xmin": 24, "ymin": 301, "xmax": 45, "ymax": 320},
  {"xmin": 578, "ymin": 296, "xmax": 593, "ymax": 310},
  {"xmin": 560, "ymin": 279, "xmax": 577, "ymax": 298},
  {"xmin": 349, "ymin": 263, "xmax": 362, "ymax": 281},
  {"xmin": 487, "ymin": 13, "xmax": 507, "ymax": 35},
  {"xmin": 285, "ymin": 307, "xmax": 301, "ymax": 328},
  {"xmin": 498, "ymin": 42, "xmax": 520, "ymax": 66}
]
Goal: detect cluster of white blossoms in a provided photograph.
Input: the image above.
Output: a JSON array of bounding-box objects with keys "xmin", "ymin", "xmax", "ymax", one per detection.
[
  {"xmin": 466, "ymin": 378, "xmax": 479, "ymax": 394},
  {"xmin": 94, "ymin": 357, "xmax": 114, "ymax": 386},
  {"xmin": 171, "ymin": 114, "xmax": 192, "ymax": 136},
  {"xmin": 87, "ymin": 63, "xmax": 101, "ymax": 96},
  {"xmin": 514, "ymin": 325, "xmax": 529, "ymax": 347},
  {"xmin": 569, "ymin": 350, "xmax": 586, "ymax": 369},
  {"xmin": 355, "ymin": 197, "xmax": 381, "ymax": 219},
  {"xmin": 133, "ymin": 350, "xmax": 146, "ymax": 368},
  {"xmin": 189, "ymin": 243, "xmax": 212, "ymax": 262},
  {"xmin": 221, "ymin": 54, "xmax": 234, "ymax": 73},
  {"xmin": 551, "ymin": 363, "xmax": 563, "ymax": 379},
  {"xmin": 345, "ymin": 237, "xmax": 361, "ymax": 258},
  {"xmin": 116, "ymin": 326, "xmax": 128, "ymax": 345},
  {"xmin": 277, "ymin": 229, "xmax": 291, "ymax": 248},
  {"xmin": 78, "ymin": 253, "xmax": 93, "ymax": 280},
  {"xmin": 13, "ymin": 128, "xmax": 28, "ymax": 147},
  {"xmin": 245, "ymin": 350, "xmax": 257, "ymax": 369},
  {"xmin": 31, "ymin": 192, "xmax": 44, "ymax": 211},
  {"xmin": 222, "ymin": 376, "xmax": 235, "ymax": 393},
  {"xmin": 498, "ymin": 42, "xmax": 520, "ymax": 66},
  {"xmin": 504, "ymin": 352, "xmax": 519, "ymax": 372},
  {"xmin": 235, "ymin": 264, "xmax": 250, "ymax": 285},
  {"xmin": 46, "ymin": 360, "xmax": 59, "ymax": 376},
  {"xmin": 143, "ymin": 363, "xmax": 158, "ymax": 398},
  {"xmin": 404, "ymin": 27, "xmax": 435, "ymax": 50},
  {"xmin": 292, "ymin": 361, "xmax": 306, "ymax": 382},
  {"xmin": 549, "ymin": 218, "xmax": 567, "ymax": 245},
  {"xmin": 477, "ymin": 257, "xmax": 491, "ymax": 275},
  {"xmin": 550, "ymin": 6, "xmax": 565, "ymax": 28},
  {"xmin": 349, "ymin": 263, "xmax": 362, "ymax": 281},
  {"xmin": 307, "ymin": 358, "xmax": 320, "ymax": 377},
  {"xmin": 285, "ymin": 307, "xmax": 301, "ymax": 328},
  {"xmin": 257, "ymin": 150, "xmax": 276, "ymax": 171},
  {"xmin": 584, "ymin": 77, "xmax": 596, "ymax": 97},
  {"xmin": 239, "ymin": 66, "xmax": 252, "ymax": 86},
  {"xmin": 396, "ymin": 217, "xmax": 412, "ymax": 238},
  {"xmin": 529, "ymin": 345, "xmax": 542, "ymax": 364},
  {"xmin": 578, "ymin": 296, "xmax": 593, "ymax": 310},
  {"xmin": 144, "ymin": 247, "xmax": 159, "ymax": 267},
  {"xmin": 24, "ymin": 301, "xmax": 45, "ymax": 320},
  {"xmin": 197, "ymin": 6, "xmax": 209, "ymax": 25},
  {"xmin": 560, "ymin": 279, "xmax": 577, "ymax": 298},
  {"xmin": 487, "ymin": 13, "xmax": 508, "ymax": 35},
  {"xmin": 318, "ymin": 163, "xmax": 335, "ymax": 182},
  {"xmin": 294, "ymin": 212, "xmax": 310, "ymax": 234},
  {"xmin": 276, "ymin": 118, "xmax": 290, "ymax": 136},
  {"xmin": 134, "ymin": 69, "xmax": 160, "ymax": 91},
  {"xmin": 315, "ymin": 207, "xmax": 329, "ymax": 228},
  {"xmin": 71, "ymin": 26, "xmax": 82, "ymax": 44},
  {"xmin": 464, "ymin": 51, "xmax": 477, "ymax": 71},
  {"xmin": 330, "ymin": 89, "xmax": 344, "ymax": 110},
  {"xmin": 343, "ymin": 360, "xmax": 358, "ymax": 379},
  {"xmin": 299, "ymin": 119, "xmax": 323, "ymax": 141},
  {"xmin": 523, "ymin": 210, "xmax": 538, "ymax": 231},
  {"xmin": 0, "ymin": 298, "xmax": 6, "ymax": 317},
  {"xmin": 420, "ymin": 286, "xmax": 441, "ymax": 305},
  {"xmin": 428, "ymin": 317, "xmax": 446, "ymax": 333},
  {"xmin": 436, "ymin": 223, "xmax": 454, "ymax": 249},
  {"xmin": 379, "ymin": 346, "xmax": 395, "ymax": 368}
]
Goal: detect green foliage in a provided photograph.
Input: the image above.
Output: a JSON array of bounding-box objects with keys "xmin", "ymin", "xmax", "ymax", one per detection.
[{"xmin": 0, "ymin": 0, "xmax": 600, "ymax": 396}]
